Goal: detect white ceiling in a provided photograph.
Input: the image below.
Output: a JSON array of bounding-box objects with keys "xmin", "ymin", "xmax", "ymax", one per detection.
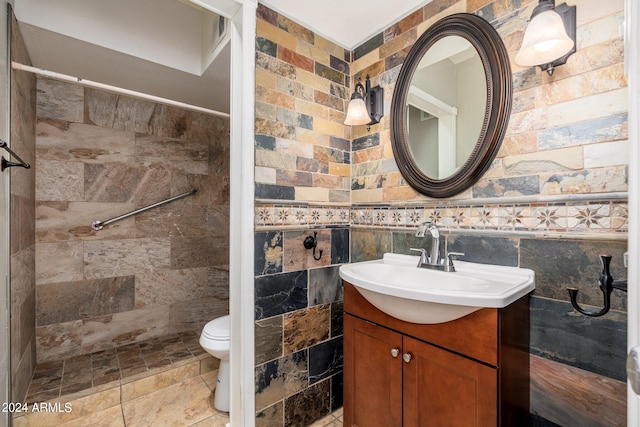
[
  {"xmin": 261, "ymin": 0, "xmax": 430, "ymax": 50},
  {"xmin": 13, "ymin": 0, "xmax": 429, "ymax": 114}
]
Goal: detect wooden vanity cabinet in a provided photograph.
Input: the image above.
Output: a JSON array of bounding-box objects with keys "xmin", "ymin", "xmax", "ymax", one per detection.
[{"xmin": 343, "ymin": 282, "xmax": 530, "ymax": 427}]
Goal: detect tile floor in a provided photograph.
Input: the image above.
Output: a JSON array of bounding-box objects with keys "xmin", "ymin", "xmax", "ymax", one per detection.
[
  {"xmin": 15, "ymin": 331, "xmax": 343, "ymax": 427},
  {"xmin": 24, "ymin": 330, "xmax": 207, "ymax": 404}
]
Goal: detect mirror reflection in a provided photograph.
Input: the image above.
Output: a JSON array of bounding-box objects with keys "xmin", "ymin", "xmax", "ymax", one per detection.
[{"xmin": 406, "ymin": 36, "xmax": 487, "ymax": 179}]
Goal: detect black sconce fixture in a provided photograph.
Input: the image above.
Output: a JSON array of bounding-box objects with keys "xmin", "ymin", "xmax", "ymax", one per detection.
[
  {"xmin": 515, "ymin": 0, "xmax": 576, "ymax": 75},
  {"xmin": 344, "ymin": 74, "xmax": 384, "ymax": 129}
]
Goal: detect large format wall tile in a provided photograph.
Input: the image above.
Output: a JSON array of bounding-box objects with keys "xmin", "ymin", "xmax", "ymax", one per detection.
[
  {"xmin": 36, "ymin": 276, "xmax": 135, "ymax": 326},
  {"xmin": 35, "ymin": 80, "xmax": 230, "ymax": 360}
]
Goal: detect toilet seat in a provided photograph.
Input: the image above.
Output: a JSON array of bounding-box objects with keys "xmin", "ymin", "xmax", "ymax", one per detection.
[{"xmin": 202, "ymin": 315, "xmax": 229, "ymax": 340}]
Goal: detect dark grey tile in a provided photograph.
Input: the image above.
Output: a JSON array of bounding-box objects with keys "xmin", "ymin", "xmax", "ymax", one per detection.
[
  {"xmin": 309, "ymin": 266, "xmax": 342, "ymax": 305},
  {"xmin": 330, "ymin": 372, "xmax": 343, "ymax": 412},
  {"xmin": 520, "ymin": 239, "xmax": 627, "ymax": 310},
  {"xmin": 447, "ymin": 235, "xmax": 519, "ymax": 267},
  {"xmin": 330, "ymin": 228, "xmax": 349, "ymax": 265},
  {"xmin": 255, "ymin": 134, "xmax": 276, "ymax": 150},
  {"xmin": 255, "ymin": 183, "xmax": 295, "ymax": 200},
  {"xmin": 329, "ymin": 136, "xmax": 349, "ymax": 152},
  {"xmin": 472, "ymin": 175, "xmax": 540, "ymax": 198},
  {"xmin": 393, "ymin": 231, "xmax": 444, "ymax": 258},
  {"xmin": 530, "ymin": 296, "xmax": 627, "ymax": 381},
  {"xmin": 255, "ymin": 231, "xmax": 283, "ymax": 276},
  {"xmin": 314, "ymin": 63, "xmax": 345, "ymax": 85},
  {"xmin": 255, "ymin": 316, "xmax": 283, "ymax": 365},
  {"xmin": 255, "ymin": 270, "xmax": 308, "ymax": 320},
  {"xmin": 284, "ymin": 379, "xmax": 331, "ymax": 426},
  {"xmin": 309, "ymin": 337, "xmax": 343, "ymax": 384},
  {"xmin": 330, "ymin": 302, "xmax": 343, "ymax": 338},
  {"xmin": 350, "ymin": 229, "xmax": 392, "ymax": 262},
  {"xmin": 353, "ymin": 33, "xmax": 384, "ymax": 61},
  {"xmin": 352, "ymin": 133, "xmax": 380, "ymax": 151},
  {"xmin": 256, "ymin": 37, "xmax": 277, "ymax": 57},
  {"xmin": 329, "ymin": 55, "xmax": 349, "ymax": 74}
]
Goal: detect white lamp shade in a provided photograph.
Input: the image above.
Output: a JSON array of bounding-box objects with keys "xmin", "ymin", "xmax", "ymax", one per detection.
[
  {"xmin": 515, "ymin": 9, "xmax": 574, "ymax": 66},
  {"xmin": 344, "ymin": 98, "xmax": 370, "ymax": 126}
]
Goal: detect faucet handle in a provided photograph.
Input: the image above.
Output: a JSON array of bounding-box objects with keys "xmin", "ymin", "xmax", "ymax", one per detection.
[
  {"xmin": 444, "ymin": 252, "xmax": 465, "ymax": 272},
  {"xmin": 410, "ymin": 248, "xmax": 430, "ymax": 266}
]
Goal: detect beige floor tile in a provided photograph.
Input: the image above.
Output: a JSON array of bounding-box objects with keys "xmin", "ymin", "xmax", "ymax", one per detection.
[
  {"xmin": 58, "ymin": 405, "xmax": 125, "ymax": 427},
  {"xmin": 13, "ymin": 387, "xmax": 121, "ymax": 427},
  {"xmin": 201, "ymin": 369, "xmax": 219, "ymax": 391},
  {"xmin": 121, "ymin": 361, "xmax": 201, "ymax": 402},
  {"xmin": 188, "ymin": 413, "xmax": 229, "ymax": 426},
  {"xmin": 122, "ymin": 376, "xmax": 216, "ymax": 426}
]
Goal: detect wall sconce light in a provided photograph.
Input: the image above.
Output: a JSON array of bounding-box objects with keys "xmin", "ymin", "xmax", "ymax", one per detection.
[
  {"xmin": 344, "ymin": 74, "xmax": 384, "ymax": 128},
  {"xmin": 515, "ymin": 0, "xmax": 576, "ymax": 75}
]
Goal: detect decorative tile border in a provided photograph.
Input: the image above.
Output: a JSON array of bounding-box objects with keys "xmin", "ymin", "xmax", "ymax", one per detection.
[
  {"xmin": 350, "ymin": 200, "xmax": 628, "ymax": 235},
  {"xmin": 256, "ymin": 198, "xmax": 628, "ymax": 237},
  {"xmin": 255, "ymin": 203, "xmax": 350, "ymax": 228}
]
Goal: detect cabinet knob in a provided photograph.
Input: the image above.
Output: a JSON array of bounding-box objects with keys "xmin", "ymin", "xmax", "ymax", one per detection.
[
  {"xmin": 391, "ymin": 348, "xmax": 400, "ymax": 358},
  {"xmin": 403, "ymin": 352, "xmax": 413, "ymax": 363}
]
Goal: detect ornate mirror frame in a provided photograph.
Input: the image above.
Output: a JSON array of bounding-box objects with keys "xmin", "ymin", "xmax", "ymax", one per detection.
[{"xmin": 390, "ymin": 13, "xmax": 512, "ymax": 198}]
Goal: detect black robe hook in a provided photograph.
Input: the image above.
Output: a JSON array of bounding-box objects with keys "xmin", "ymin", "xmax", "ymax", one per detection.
[
  {"xmin": 303, "ymin": 231, "xmax": 323, "ymax": 261},
  {"xmin": 567, "ymin": 254, "xmax": 627, "ymax": 317}
]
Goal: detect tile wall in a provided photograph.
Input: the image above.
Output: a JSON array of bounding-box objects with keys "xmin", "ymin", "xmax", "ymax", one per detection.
[
  {"xmin": 33, "ymin": 79, "xmax": 230, "ymax": 364},
  {"xmin": 254, "ymin": 4, "xmax": 349, "ymax": 425},
  {"xmin": 10, "ymin": 14, "xmax": 37, "ymax": 401},
  {"xmin": 347, "ymin": 0, "xmax": 628, "ymax": 426},
  {"xmin": 255, "ymin": 0, "xmax": 628, "ymax": 426}
]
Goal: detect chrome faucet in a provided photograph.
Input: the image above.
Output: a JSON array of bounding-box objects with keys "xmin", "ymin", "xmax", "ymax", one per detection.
[{"xmin": 411, "ymin": 220, "xmax": 463, "ymax": 272}]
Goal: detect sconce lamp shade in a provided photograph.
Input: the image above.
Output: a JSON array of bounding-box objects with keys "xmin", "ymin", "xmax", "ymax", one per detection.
[
  {"xmin": 515, "ymin": 8, "xmax": 574, "ymax": 67},
  {"xmin": 344, "ymin": 96, "xmax": 371, "ymax": 126},
  {"xmin": 344, "ymin": 74, "xmax": 384, "ymax": 127}
]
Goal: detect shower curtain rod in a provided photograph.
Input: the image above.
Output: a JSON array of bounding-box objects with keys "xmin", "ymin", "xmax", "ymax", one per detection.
[{"xmin": 11, "ymin": 62, "xmax": 230, "ymax": 119}]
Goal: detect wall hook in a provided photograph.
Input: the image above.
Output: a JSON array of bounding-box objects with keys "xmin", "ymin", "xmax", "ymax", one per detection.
[
  {"xmin": 567, "ymin": 254, "xmax": 627, "ymax": 317},
  {"xmin": 303, "ymin": 231, "xmax": 323, "ymax": 261},
  {"xmin": 0, "ymin": 140, "xmax": 31, "ymax": 171}
]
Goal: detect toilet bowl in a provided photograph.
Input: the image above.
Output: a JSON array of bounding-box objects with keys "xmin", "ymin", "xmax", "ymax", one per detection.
[{"xmin": 199, "ymin": 315, "xmax": 230, "ymax": 412}]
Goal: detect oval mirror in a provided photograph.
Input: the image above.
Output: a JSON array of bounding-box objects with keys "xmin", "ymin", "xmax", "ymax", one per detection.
[{"xmin": 391, "ymin": 13, "xmax": 512, "ymax": 198}]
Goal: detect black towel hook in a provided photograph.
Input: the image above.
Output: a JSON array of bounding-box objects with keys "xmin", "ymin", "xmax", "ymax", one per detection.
[
  {"xmin": 567, "ymin": 254, "xmax": 627, "ymax": 317},
  {"xmin": 303, "ymin": 231, "xmax": 323, "ymax": 261},
  {"xmin": 0, "ymin": 139, "xmax": 31, "ymax": 171}
]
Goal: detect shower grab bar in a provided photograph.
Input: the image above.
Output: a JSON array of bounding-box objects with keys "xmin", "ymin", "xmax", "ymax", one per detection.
[
  {"xmin": 91, "ymin": 188, "xmax": 198, "ymax": 231},
  {"xmin": 0, "ymin": 139, "xmax": 31, "ymax": 171}
]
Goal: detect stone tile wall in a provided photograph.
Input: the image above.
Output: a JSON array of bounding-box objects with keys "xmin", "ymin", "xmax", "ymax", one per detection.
[
  {"xmin": 253, "ymin": 4, "xmax": 349, "ymax": 425},
  {"xmin": 10, "ymin": 15, "xmax": 37, "ymax": 401},
  {"xmin": 346, "ymin": 0, "xmax": 628, "ymax": 426},
  {"xmin": 34, "ymin": 79, "xmax": 230, "ymax": 363},
  {"xmin": 255, "ymin": 0, "xmax": 628, "ymax": 426}
]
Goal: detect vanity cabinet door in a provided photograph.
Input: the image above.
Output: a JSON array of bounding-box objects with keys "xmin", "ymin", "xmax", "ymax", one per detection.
[
  {"xmin": 403, "ymin": 335, "xmax": 498, "ymax": 427},
  {"xmin": 344, "ymin": 314, "xmax": 403, "ymax": 427}
]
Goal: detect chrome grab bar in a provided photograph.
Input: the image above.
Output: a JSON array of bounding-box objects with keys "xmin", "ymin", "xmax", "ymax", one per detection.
[{"xmin": 91, "ymin": 188, "xmax": 198, "ymax": 231}]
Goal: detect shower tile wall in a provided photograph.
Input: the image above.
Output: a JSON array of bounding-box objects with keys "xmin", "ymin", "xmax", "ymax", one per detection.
[
  {"xmin": 254, "ymin": 4, "xmax": 349, "ymax": 425},
  {"xmin": 34, "ymin": 79, "xmax": 230, "ymax": 363},
  {"xmin": 10, "ymin": 15, "xmax": 37, "ymax": 401}
]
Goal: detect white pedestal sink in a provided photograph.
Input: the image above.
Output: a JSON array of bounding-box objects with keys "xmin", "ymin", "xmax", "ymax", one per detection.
[{"xmin": 339, "ymin": 253, "xmax": 535, "ymax": 324}]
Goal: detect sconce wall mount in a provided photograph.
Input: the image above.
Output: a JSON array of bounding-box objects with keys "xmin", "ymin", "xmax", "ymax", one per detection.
[
  {"xmin": 516, "ymin": 0, "xmax": 576, "ymax": 75},
  {"xmin": 344, "ymin": 74, "xmax": 384, "ymax": 128}
]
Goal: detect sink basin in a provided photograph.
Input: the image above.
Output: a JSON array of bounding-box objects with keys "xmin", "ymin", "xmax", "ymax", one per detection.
[{"xmin": 339, "ymin": 253, "xmax": 534, "ymax": 324}]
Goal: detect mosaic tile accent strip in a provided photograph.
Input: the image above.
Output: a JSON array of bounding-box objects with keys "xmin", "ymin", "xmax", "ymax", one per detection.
[
  {"xmin": 256, "ymin": 203, "xmax": 350, "ymax": 228},
  {"xmin": 350, "ymin": 200, "xmax": 628, "ymax": 235}
]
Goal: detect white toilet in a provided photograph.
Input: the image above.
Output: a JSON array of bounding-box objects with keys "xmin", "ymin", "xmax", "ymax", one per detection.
[{"xmin": 199, "ymin": 315, "xmax": 230, "ymax": 412}]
